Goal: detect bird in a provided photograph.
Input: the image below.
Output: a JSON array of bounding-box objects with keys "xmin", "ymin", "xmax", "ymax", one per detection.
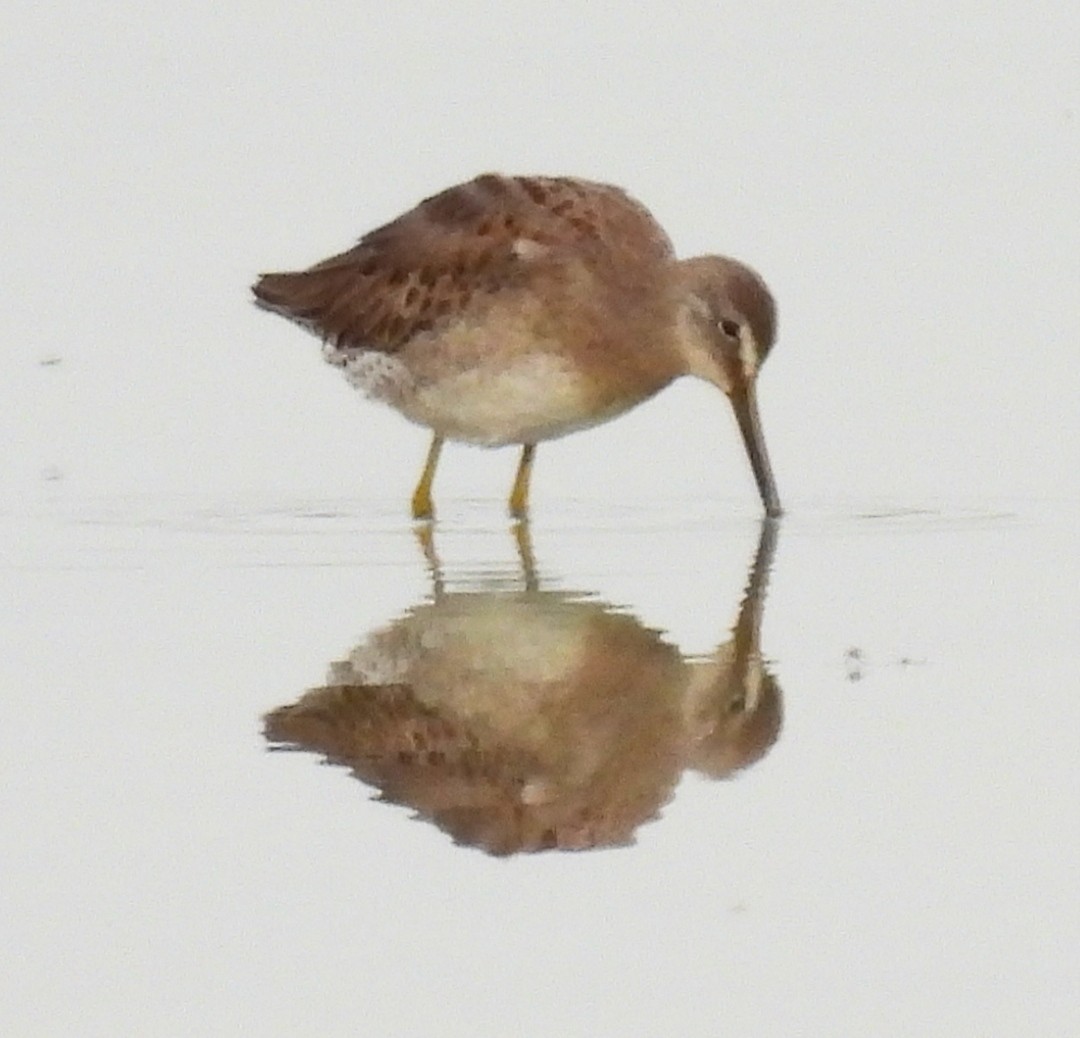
[{"xmin": 252, "ymin": 173, "xmax": 781, "ymax": 519}]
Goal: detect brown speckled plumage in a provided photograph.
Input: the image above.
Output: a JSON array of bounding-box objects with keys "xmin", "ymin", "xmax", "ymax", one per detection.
[{"xmin": 253, "ymin": 174, "xmax": 673, "ymax": 355}]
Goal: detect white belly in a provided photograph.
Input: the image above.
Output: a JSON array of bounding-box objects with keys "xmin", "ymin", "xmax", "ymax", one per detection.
[{"xmin": 328, "ymin": 344, "xmax": 601, "ymax": 446}]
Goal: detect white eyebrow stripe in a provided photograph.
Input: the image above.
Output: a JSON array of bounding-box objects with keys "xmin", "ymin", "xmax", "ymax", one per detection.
[{"xmin": 737, "ymin": 324, "xmax": 760, "ymax": 378}]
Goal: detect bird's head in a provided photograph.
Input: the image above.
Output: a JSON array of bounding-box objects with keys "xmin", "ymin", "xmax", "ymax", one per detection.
[{"xmin": 675, "ymin": 255, "xmax": 781, "ymax": 517}]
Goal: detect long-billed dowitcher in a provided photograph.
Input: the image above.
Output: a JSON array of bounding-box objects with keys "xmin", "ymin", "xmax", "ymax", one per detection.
[{"xmin": 253, "ymin": 173, "xmax": 781, "ymax": 518}]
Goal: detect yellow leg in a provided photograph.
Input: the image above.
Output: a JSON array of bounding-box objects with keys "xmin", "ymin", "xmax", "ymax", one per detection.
[
  {"xmin": 411, "ymin": 435, "xmax": 443, "ymax": 520},
  {"xmin": 508, "ymin": 444, "xmax": 535, "ymax": 519},
  {"xmin": 512, "ymin": 518, "xmax": 539, "ymax": 592},
  {"xmin": 412, "ymin": 523, "xmax": 445, "ymax": 599}
]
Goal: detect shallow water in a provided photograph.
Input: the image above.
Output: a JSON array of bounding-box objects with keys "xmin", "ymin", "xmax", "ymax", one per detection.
[{"xmin": 4, "ymin": 494, "xmax": 1078, "ymax": 1035}]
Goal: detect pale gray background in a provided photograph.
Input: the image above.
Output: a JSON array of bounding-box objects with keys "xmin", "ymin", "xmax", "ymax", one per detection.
[
  {"xmin": 3, "ymin": 4, "xmax": 1079, "ymax": 1037},
  {"xmin": 3, "ymin": 1, "xmax": 1077, "ymax": 508}
]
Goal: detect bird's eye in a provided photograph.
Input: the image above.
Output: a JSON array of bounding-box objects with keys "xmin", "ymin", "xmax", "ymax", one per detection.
[{"xmin": 719, "ymin": 319, "xmax": 740, "ymax": 339}]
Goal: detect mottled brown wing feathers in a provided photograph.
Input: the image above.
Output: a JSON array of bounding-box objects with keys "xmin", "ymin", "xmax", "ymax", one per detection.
[{"xmin": 252, "ymin": 174, "xmax": 673, "ymax": 352}]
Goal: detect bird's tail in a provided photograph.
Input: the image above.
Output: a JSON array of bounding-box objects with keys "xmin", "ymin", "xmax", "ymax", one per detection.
[{"xmin": 251, "ymin": 271, "xmax": 310, "ymax": 319}]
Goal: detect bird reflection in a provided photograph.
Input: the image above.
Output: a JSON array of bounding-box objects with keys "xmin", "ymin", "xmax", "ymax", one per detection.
[{"xmin": 264, "ymin": 521, "xmax": 781, "ymax": 855}]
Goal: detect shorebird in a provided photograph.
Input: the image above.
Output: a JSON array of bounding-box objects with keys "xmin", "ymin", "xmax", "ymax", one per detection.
[{"xmin": 253, "ymin": 173, "xmax": 781, "ymax": 518}]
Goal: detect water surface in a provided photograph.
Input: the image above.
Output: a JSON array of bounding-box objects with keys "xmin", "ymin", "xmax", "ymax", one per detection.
[{"xmin": 4, "ymin": 494, "xmax": 1077, "ymax": 1035}]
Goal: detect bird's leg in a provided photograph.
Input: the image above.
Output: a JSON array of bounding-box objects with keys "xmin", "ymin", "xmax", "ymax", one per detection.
[
  {"xmin": 508, "ymin": 444, "xmax": 536, "ymax": 518},
  {"xmin": 512, "ymin": 518, "xmax": 539, "ymax": 592},
  {"xmin": 412, "ymin": 523, "xmax": 445, "ymax": 599},
  {"xmin": 411, "ymin": 435, "xmax": 443, "ymax": 520}
]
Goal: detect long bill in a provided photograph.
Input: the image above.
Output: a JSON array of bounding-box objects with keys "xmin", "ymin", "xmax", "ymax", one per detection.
[{"xmin": 729, "ymin": 382, "xmax": 782, "ymax": 518}]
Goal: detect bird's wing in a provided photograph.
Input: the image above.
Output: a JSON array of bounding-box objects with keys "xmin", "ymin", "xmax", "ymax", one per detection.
[{"xmin": 251, "ymin": 173, "xmax": 674, "ymax": 352}]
